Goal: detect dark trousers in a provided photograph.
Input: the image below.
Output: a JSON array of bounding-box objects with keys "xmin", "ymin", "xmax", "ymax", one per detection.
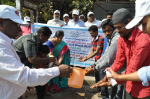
[
  {"xmin": 111, "ymin": 85, "xmax": 117, "ymax": 99},
  {"xmin": 111, "ymin": 84, "xmax": 124, "ymax": 99},
  {"xmin": 116, "ymin": 84, "xmax": 124, "ymax": 99},
  {"xmin": 35, "ymin": 85, "xmax": 46, "ymax": 99},
  {"xmin": 94, "ymin": 69, "xmax": 101, "ymax": 92},
  {"xmin": 124, "ymin": 90, "xmax": 150, "ymax": 99},
  {"xmin": 94, "ymin": 68, "xmax": 109, "ymax": 99}
]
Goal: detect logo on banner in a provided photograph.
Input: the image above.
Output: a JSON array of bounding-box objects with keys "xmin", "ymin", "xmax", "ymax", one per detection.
[{"xmin": 70, "ymin": 31, "xmax": 85, "ymax": 37}]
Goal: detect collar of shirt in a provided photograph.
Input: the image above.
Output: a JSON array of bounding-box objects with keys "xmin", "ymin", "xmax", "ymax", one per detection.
[
  {"xmin": 110, "ymin": 30, "xmax": 117, "ymax": 39},
  {"xmin": 52, "ymin": 19, "xmax": 61, "ymax": 22},
  {"xmin": 0, "ymin": 31, "xmax": 13, "ymax": 46},
  {"xmin": 32, "ymin": 33, "xmax": 41, "ymax": 44},
  {"xmin": 127, "ymin": 27, "xmax": 137, "ymax": 42},
  {"xmin": 92, "ymin": 34, "xmax": 99, "ymax": 41},
  {"xmin": 87, "ymin": 19, "xmax": 96, "ymax": 24},
  {"xmin": 108, "ymin": 29, "xmax": 119, "ymax": 46},
  {"xmin": 70, "ymin": 19, "xmax": 81, "ymax": 23},
  {"xmin": 64, "ymin": 22, "xmax": 68, "ymax": 25}
]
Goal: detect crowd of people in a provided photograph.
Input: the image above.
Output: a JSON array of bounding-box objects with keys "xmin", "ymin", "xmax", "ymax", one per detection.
[
  {"xmin": 46, "ymin": 9, "xmax": 113, "ymax": 28},
  {"xmin": 1, "ymin": 0, "xmax": 150, "ymax": 99}
]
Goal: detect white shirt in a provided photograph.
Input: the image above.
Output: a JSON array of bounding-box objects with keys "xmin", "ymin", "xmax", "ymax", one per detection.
[
  {"xmin": 85, "ymin": 19, "xmax": 101, "ymax": 28},
  {"xmin": 0, "ymin": 31, "xmax": 60, "ymax": 99},
  {"xmin": 47, "ymin": 19, "xmax": 64, "ymax": 26},
  {"xmin": 68, "ymin": 19, "xmax": 85, "ymax": 27}
]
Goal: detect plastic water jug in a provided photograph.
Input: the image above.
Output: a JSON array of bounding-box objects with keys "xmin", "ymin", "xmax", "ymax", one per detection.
[{"xmin": 68, "ymin": 68, "xmax": 87, "ymax": 88}]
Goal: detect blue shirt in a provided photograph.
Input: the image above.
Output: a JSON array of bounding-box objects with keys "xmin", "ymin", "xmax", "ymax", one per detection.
[
  {"xmin": 64, "ymin": 22, "xmax": 68, "ymax": 26},
  {"xmin": 138, "ymin": 66, "xmax": 150, "ymax": 86},
  {"xmin": 102, "ymin": 37, "xmax": 108, "ymax": 55},
  {"xmin": 68, "ymin": 19, "xmax": 85, "ymax": 27}
]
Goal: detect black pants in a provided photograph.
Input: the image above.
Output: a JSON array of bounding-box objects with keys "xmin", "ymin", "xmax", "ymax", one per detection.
[
  {"xmin": 94, "ymin": 68, "xmax": 109, "ymax": 99},
  {"xmin": 111, "ymin": 84, "xmax": 124, "ymax": 99},
  {"xmin": 35, "ymin": 85, "xmax": 46, "ymax": 99},
  {"xmin": 111, "ymin": 85, "xmax": 117, "ymax": 99},
  {"xmin": 94, "ymin": 69, "xmax": 101, "ymax": 92},
  {"xmin": 124, "ymin": 90, "xmax": 150, "ymax": 99}
]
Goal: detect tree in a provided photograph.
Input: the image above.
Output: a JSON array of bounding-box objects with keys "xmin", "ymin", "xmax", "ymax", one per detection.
[
  {"xmin": 69, "ymin": 0, "xmax": 93, "ymax": 20},
  {"xmin": 1, "ymin": 0, "xmax": 136, "ymax": 23},
  {"xmin": 0, "ymin": 0, "xmax": 15, "ymax": 6}
]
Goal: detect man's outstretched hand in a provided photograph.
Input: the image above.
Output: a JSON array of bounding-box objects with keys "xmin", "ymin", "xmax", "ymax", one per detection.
[
  {"xmin": 85, "ymin": 66, "xmax": 94, "ymax": 75},
  {"xmin": 90, "ymin": 76, "xmax": 111, "ymax": 88},
  {"xmin": 58, "ymin": 64, "xmax": 72, "ymax": 78}
]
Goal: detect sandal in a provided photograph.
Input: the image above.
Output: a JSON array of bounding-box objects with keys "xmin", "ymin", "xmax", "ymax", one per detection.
[
  {"xmin": 50, "ymin": 84, "xmax": 61, "ymax": 93},
  {"xmin": 50, "ymin": 87, "xmax": 57, "ymax": 93}
]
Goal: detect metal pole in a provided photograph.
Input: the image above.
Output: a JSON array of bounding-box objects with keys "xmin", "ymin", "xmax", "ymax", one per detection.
[
  {"xmin": 36, "ymin": 6, "xmax": 38, "ymax": 23},
  {"xmin": 16, "ymin": 0, "xmax": 23, "ymax": 19}
]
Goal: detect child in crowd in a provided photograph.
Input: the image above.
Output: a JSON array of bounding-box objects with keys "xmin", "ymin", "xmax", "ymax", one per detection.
[{"xmin": 35, "ymin": 45, "xmax": 50, "ymax": 99}]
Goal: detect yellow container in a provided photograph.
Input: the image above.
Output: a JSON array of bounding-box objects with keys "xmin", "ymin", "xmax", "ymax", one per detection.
[{"xmin": 68, "ymin": 68, "xmax": 86, "ymax": 88}]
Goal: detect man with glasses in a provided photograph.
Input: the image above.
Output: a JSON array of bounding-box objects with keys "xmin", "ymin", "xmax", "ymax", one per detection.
[{"xmin": 0, "ymin": 5, "xmax": 72, "ymax": 99}]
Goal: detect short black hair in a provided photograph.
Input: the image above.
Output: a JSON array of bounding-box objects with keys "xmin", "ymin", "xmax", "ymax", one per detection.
[
  {"xmin": 101, "ymin": 19, "xmax": 114, "ymax": 29},
  {"xmin": 54, "ymin": 30, "xmax": 64, "ymax": 37},
  {"xmin": 37, "ymin": 26, "xmax": 52, "ymax": 36},
  {"xmin": 106, "ymin": 11, "xmax": 113, "ymax": 16},
  {"xmin": 88, "ymin": 25, "xmax": 98, "ymax": 32},
  {"xmin": 38, "ymin": 45, "xmax": 50, "ymax": 54}
]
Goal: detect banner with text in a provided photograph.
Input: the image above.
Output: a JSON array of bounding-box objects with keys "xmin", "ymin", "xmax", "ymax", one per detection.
[{"xmin": 32, "ymin": 23, "xmax": 105, "ymax": 67}]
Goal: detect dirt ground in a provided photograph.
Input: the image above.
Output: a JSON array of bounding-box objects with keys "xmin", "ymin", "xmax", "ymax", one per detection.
[{"xmin": 24, "ymin": 75, "xmax": 110, "ymax": 99}]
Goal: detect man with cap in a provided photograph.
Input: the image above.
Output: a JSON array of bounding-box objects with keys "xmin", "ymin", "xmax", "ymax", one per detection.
[
  {"xmin": 0, "ymin": 5, "xmax": 72, "ymax": 99},
  {"xmin": 85, "ymin": 11, "xmax": 101, "ymax": 28},
  {"xmin": 79, "ymin": 14, "xmax": 85, "ymax": 22},
  {"xmin": 101, "ymin": 0, "xmax": 150, "ymax": 97},
  {"xmin": 47, "ymin": 10, "xmax": 64, "ymax": 27},
  {"xmin": 68, "ymin": 9, "xmax": 85, "ymax": 27},
  {"xmin": 20, "ymin": 16, "xmax": 32, "ymax": 36},
  {"xmin": 91, "ymin": 8, "xmax": 150, "ymax": 99},
  {"xmin": 63, "ymin": 13, "xmax": 70, "ymax": 26}
]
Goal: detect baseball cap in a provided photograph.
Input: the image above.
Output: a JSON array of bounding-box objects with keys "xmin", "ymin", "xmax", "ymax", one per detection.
[
  {"xmin": 79, "ymin": 14, "xmax": 85, "ymax": 18},
  {"xmin": 72, "ymin": 10, "xmax": 79, "ymax": 15},
  {"xmin": 63, "ymin": 14, "xmax": 69, "ymax": 18},
  {"xmin": 87, "ymin": 11, "xmax": 94, "ymax": 17},
  {"xmin": 24, "ymin": 16, "xmax": 31, "ymax": 22},
  {"xmin": 126, "ymin": 0, "xmax": 150, "ymax": 29},
  {"xmin": 112, "ymin": 8, "xmax": 133, "ymax": 25},
  {"xmin": 54, "ymin": 10, "xmax": 60, "ymax": 14},
  {"xmin": 0, "ymin": 5, "xmax": 28, "ymax": 25}
]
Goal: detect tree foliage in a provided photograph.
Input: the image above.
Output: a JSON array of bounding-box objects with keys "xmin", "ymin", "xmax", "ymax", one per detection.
[
  {"xmin": 69, "ymin": 0, "xmax": 93, "ymax": 20},
  {"xmin": 0, "ymin": 0, "xmax": 15, "ymax": 7},
  {"xmin": 1, "ymin": 0, "xmax": 136, "ymax": 23}
]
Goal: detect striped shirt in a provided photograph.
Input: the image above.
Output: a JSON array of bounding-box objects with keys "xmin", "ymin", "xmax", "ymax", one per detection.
[{"xmin": 91, "ymin": 35, "xmax": 104, "ymax": 62}]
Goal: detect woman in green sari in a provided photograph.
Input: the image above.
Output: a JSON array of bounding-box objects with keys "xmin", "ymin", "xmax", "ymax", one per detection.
[{"xmin": 46, "ymin": 30, "xmax": 70, "ymax": 92}]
